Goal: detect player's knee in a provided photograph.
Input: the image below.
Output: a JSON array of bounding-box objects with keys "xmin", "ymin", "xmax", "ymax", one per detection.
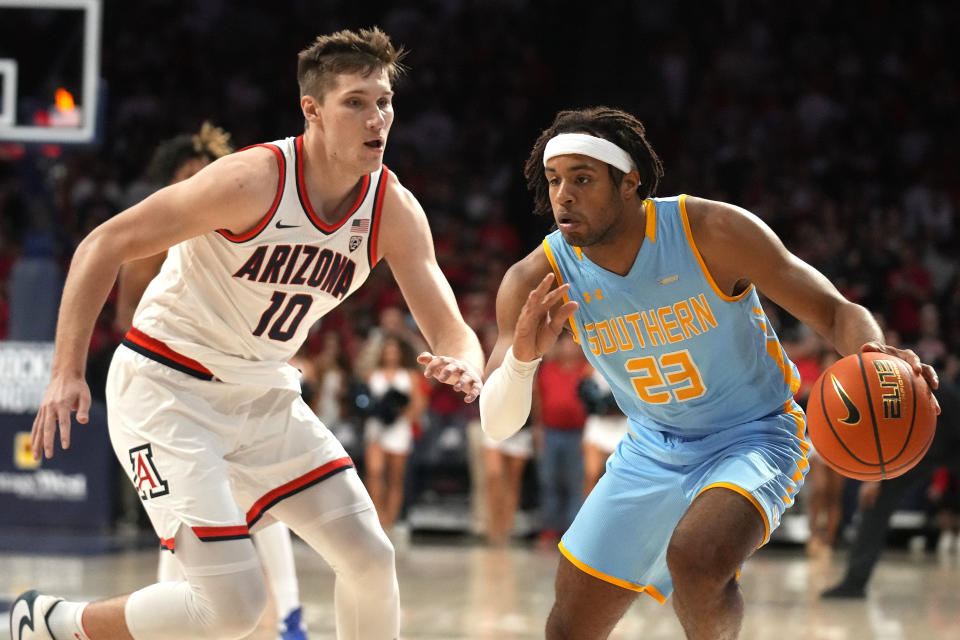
[
  {"xmin": 666, "ymin": 531, "xmax": 730, "ymax": 592},
  {"xmin": 334, "ymin": 528, "xmax": 396, "ymax": 597},
  {"xmin": 545, "ymin": 604, "xmax": 577, "ymax": 640},
  {"xmin": 189, "ymin": 568, "xmax": 268, "ymax": 637},
  {"xmin": 355, "ymin": 532, "xmax": 396, "ymax": 583}
]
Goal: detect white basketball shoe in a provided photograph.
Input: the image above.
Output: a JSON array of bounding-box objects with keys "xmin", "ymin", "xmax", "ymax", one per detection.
[{"xmin": 9, "ymin": 590, "xmax": 62, "ymax": 640}]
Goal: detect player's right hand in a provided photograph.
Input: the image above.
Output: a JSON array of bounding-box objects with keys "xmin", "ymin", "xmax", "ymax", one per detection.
[
  {"xmin": 31, "ymin": 375, "xmax": 91, "ymax": 460},
  {"xmin": 416, "ymin": 352, "xmax": 483, "ymax": 403},
  {"xmin": 512, "ymin": 273, "xmax": 579, "ymax": 362}
]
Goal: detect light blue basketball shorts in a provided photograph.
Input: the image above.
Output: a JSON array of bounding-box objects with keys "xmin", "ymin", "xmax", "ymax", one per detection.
[{"xmin": 559, "ymin": 402, "xmax": 808, "ymax": 603}]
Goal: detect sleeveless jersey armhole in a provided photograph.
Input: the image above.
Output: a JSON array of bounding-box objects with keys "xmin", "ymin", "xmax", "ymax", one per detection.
[
  {"xmin": 677, "ymin": 194, "xmax": 753, "ymax": 303},
  {"xmin": 216, "ymin": 143, "xmax": 285, "ymax": 243}
]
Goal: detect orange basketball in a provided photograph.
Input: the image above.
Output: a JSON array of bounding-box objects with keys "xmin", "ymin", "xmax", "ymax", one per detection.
[{"xmin": 807, "ymin": 351, "xmax": 937, "ymax": 481}]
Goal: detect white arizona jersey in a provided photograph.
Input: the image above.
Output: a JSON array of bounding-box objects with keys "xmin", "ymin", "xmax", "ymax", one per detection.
[{"xmin": 128, "ymin": 135, "xmax": 389, "ymax": 390}]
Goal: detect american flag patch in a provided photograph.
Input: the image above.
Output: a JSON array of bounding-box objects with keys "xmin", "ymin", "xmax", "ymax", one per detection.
[{"xmin": 350, "ymin": 218, "xmax": 370, "ymax": 233}]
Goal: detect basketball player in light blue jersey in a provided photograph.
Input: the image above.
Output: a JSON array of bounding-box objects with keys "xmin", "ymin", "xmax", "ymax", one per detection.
[{"xmin": 480, "ymin": 107, "xmax": 940, "ymax": 640}]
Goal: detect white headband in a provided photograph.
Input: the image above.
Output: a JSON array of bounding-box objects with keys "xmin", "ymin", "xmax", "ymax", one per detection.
[{"xmin": 543, "ymin": 133, "xmax": 637, "ymax": 174}]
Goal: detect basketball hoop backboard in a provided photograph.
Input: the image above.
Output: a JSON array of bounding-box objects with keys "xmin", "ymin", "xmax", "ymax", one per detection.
[
  {"xmin": 0, "ymin": 58, "xmax": 17, "ymax": 128},
  {"xmin": 0, "ymin": 0, "xmax": 101, "ymax": 143}
]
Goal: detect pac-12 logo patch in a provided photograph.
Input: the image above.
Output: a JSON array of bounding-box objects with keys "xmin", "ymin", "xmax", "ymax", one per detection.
[
  {"xmin": 349, "ymin": 235, "xmax": 363, "ymax": 252},
  {"xmin": 129, "ymin": 443, "xmax": 170, "ymax": 499}
]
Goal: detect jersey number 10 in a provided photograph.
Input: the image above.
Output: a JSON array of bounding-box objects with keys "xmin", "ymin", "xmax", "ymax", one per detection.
[{"xmin": 253, "ymin": 291, "xmax": 313, "ymax": 341}]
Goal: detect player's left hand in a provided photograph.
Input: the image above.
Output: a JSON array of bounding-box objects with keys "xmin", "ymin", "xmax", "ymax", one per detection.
[
  {"xmin": 861, "ymin": 342, "xmax": 940, "ymax": 414},
  {"xmin": 417, "ymin": 353, "xmax": 483, "ymax": 403}
]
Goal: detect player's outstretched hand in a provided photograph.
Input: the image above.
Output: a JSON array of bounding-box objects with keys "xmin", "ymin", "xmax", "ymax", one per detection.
[
  {"xmin": 417, "ymin": 353, "xmax": 483, "ymax": 403},
  {"xmin": 861, "ymin": 342, "xmax": 940, "ymax": 413},
  {"xmin": 513, "ymin": 273, "xmax": 579, "ymax": 362},
  {"xmin": 31, "ymin": 374, "xmax": 91, "ymax": 460}
]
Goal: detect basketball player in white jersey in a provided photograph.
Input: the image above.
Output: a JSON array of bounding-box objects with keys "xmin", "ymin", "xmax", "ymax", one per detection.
[
  {"xmin": 114, "ymin": 123, "xmax": 310, "ymax": 640},
  {"xmin": 13, "ymin": 27, "xmax": 483, "ymax": 640}
]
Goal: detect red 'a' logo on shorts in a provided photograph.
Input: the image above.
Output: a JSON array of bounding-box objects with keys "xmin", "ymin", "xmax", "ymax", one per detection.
[{"xmin": 128, "ymin": 444, "xmax": 170, "ymax": 500}]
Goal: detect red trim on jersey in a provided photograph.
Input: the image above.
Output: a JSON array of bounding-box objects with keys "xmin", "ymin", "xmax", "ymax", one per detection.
[
  {"xmin": 217, "ymin": 143, "xmax": 285, "ymax": 242},
  {"xmin": 368, "ymin": 166, "xmax": 390, "ymax": 266},
  {"xmin": 296, "ymin": 135, "xmax": 371, "ymax": 232},
  {"xmin": 160, "ymin": 537, "xmax": 175, "ymax": 552},
  {"xmin": 192, "ymin": 525, "xmax": 251, "ymax": 541},
  {"xmin": 124, "ymin": 328, "xmax": 215, "ymax": 378},
  {"xmin": 245, "ymin": 457, "xmax": 354, "ymax": 527}
]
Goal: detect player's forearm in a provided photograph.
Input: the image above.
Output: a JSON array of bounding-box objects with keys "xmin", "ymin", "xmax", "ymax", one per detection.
[
  {"xmin": 479, "ymin": 347, "xmax": 540, "ymax": 440},
  {"xmin": 426, "ymin": 324, "xmax": 485, "ymax": 374},
  {"xmin": 826, "ymin": 301, "xmax": 885, "ymax": 356},
  {"xmin": 51, "ymin": 234, "xmax": 124, "ymax": 377}
]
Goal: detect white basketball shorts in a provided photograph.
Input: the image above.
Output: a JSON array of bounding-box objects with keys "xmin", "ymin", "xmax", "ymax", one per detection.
[{"xmin": 106, "ymin": 342, "xmax": 359, "ymax": 550}]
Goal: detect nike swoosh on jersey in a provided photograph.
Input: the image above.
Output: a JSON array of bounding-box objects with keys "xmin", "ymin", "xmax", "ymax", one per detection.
[
  {"xmin": 830, "ymin": 373, "xmax": 861, "ymax": 425},
  {"xmin": 657, "ymin": 274, "xmax": 679, "ymax": 284},
  {"xmin": 275, "ymin": 220, "xmax": 300, "ymax": 229}
]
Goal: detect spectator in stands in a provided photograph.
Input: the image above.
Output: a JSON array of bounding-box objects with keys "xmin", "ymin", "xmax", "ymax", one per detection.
[
  {"xmin": 365, "ymin": 334, "xmax": 427, "ymax": 533},
  {"xmin": 354, "ymin": 305, "xmax": 427, "ymax": 381},
  {"xmin": 311, "ymin": 331, "xmax": 351, "ymax": 431},
  {"xmin": 928, "ymin": 465, "xmax": 960, "ymax": 555},
  {"xmin": 481, "ymin": 420, "xmax": 534, "ymax": 546},
  {"xmin": 533, "ymin": 333, "xmax": 589, "ymax": 544},
  {"xmin": 578, "ymin": 368, "xmax": 627, "ymax": 496}
]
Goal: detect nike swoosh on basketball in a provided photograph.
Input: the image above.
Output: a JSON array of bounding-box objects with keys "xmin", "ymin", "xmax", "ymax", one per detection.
[
  {"xmin": 830, "ymin": 373, "xmax": 861, "ymax": 425},
  {"xmin": 275, "ymin": 220, "xmax": 300, "ymax": 229}
]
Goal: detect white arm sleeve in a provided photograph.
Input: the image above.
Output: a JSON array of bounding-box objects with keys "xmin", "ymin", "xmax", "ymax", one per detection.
[{"xmin": 479, "ymin": 346, "xmax": 542, "ymax": 441}]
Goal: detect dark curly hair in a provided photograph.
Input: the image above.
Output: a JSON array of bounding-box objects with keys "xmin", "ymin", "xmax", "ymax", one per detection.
[
  {"xmin": 147, "ymin": 121, "xmax": 232, "ymax": 185},
  {"xmin": 524, "ymin": 107, "xmax": 664, "ymax": 216}
]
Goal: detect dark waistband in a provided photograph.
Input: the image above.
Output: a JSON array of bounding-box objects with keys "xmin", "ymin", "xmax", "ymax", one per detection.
[{"xmin": 122, "ymin": 327, "xmax": 216, "ymax": 381}]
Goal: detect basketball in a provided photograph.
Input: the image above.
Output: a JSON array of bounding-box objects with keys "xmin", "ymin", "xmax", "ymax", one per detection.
[{"xmin": 807, "ymin": 351, "xmax": 937, "ymax": 481}]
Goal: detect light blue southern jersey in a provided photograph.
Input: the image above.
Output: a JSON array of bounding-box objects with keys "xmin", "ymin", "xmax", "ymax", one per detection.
[{"xmin": 543, "ymin": 195, "xmax": 801, "ymax": 436}]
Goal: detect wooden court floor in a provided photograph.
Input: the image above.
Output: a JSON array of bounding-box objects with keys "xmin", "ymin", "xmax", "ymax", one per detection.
[{"xmin": 3, "ymin": 537, "xmax": 960, "ymax": 639}]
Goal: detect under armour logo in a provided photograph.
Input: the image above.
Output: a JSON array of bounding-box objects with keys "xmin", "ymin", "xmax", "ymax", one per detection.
[
  {"xmin": 129, "ymin": 444, "xmax": 170, "ymax": 499},
  {"xmin": 582, "ymin": 289, "xmax": 604, "ymax": 303}
]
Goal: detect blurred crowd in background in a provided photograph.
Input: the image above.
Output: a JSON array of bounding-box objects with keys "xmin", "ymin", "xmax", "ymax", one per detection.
[{"xmin": 0, "ymin": 0, "xmax": 958, "ymax": 545}]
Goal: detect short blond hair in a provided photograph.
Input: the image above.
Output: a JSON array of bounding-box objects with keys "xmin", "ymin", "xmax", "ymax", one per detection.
[{"xmin": 297, "ymin": 26, "xmax": 407, "ymax": 101}]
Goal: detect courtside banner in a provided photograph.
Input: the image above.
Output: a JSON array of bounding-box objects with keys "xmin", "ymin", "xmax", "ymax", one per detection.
[{"xmin": 0, "ymin": 342, "xmax": 114, "ymax": 528}]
